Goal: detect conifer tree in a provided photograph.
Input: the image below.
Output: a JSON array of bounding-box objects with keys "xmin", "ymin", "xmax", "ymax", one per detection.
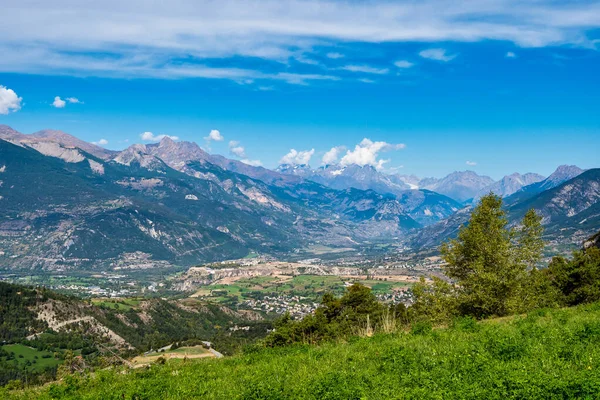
[{"xmin": 439, "ymin": 194, "xmax": 544, "ymax": 318}]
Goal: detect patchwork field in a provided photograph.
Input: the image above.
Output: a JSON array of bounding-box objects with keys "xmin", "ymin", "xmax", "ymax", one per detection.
[{"xmin": 191, "ymin": 274, "xmax": 412, "ymax": 304}]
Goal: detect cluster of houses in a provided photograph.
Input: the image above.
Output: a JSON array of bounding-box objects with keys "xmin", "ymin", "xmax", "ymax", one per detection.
[
  {"xmin": 376, "ymin": 287, "xmax": 413, "ymax": 305},
  {"xmin": 241, "ymin": 295, "xmax": 319, "ymax": 318}
]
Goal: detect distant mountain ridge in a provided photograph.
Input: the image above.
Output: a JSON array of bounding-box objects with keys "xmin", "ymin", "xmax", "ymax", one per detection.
[
  {"xmin": 0, "ymin": 125, "xmax": 596, "ymax": 269},
  {"xmin": 475, "ymin": 172, "xmax": 545, "ymax": 200},
  {"xmin": 505, "ymin": 165, "xmax": 585, "ymax": 206},
  {"xmin": 0, "ymin": 129, "xmax": 429, "ymax": 271},
  {"xmin": 407, "ymin": 167, "xmax": 599, "ymax": 250},
  {"xmin": 275, "ymin": 163, "xmax": 460, "ymax": 225},
  {"xmin": 0, "ymin": 124, "xmax": 116, "ymax": 160}
]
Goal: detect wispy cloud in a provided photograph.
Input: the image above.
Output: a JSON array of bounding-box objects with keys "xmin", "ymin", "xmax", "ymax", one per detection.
[
  {"xmin": 419, "ymin": 48, "xmax": 457, "ymax": 62},
  {"xmin": 229, "ymin": 140, "xmax": 262, "ymax": 166},
  {"xmin": 466, "ymin": 160, "xmax": 477, "ymax": 166},
  {"xmin": 326, "ymin": 52, "xmax": 345, "ymax": 59},
  {"xmin": 1, "ymin": 0, "xmax": 596, "ymax": 82},
  {"xmin": 229, "ymin": 140, "xmax": 246, "ymax": 158},
  {"xmin": 505, "ymin": 51, "xmax": 517, "ymax": 58},
  {"xmin": 0, "ymin": 85, "xmax": 22, "ymax": 114},
  {"xmin": 341, "ymin": 65, "xmax": 389, "ymax": 74},
  {"xmin": 92, "ymin": 139, "xmax": 109, "ymax": 146},
  {"xmin": 394, "ymin": 60, "xmax": 414, "ymax": 68},
  {"xmin": 240, "ymin": 158, "xmax": 262, "ymax": 167}
]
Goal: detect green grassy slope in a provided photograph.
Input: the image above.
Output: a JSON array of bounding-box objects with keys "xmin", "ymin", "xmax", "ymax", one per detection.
[{"xmin": 7, "ymin": 302, "xmax": 600, "ymax": 399}]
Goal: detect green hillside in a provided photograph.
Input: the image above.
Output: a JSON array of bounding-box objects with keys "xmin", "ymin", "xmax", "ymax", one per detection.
[
  {"xmin": 6, "ymin": 301, "xmax": 600, "ymax": 399},
  {"xmin": 0, "ymin": 281, "xmax": 271, "ymax": 387}
]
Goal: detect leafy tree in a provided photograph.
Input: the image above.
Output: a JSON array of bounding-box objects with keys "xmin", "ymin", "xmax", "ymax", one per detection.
[
  {"xmin": 545, "ymin": 245, "xmax": 600, "ymax": 306},
  {"xmin": 432, "ymin": 194, "xmax": 545, "ymax": 319},
  {"xmin": 263, "ymin": 284, "xmax": 388, "ymax": 346},
  {"xmin": 410, "ymin": 277, "xmax": 458, "ymax": 324}
]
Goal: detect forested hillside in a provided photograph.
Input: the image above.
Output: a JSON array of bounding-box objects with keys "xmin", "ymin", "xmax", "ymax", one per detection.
[{"xmin": 0, "ymin": 282, "xmax": 270, "ymax": 386}]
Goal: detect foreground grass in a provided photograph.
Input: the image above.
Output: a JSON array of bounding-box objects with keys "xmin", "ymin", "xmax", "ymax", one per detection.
[{"xmin": 6, "ymin": 303, "xmax": 600, "ymax": 399}]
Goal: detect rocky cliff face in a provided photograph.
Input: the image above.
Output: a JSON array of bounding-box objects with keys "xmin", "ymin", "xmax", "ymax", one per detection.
[{"xmin": 583, "ymin": 231, "xmax": 600, "ymax": 250}]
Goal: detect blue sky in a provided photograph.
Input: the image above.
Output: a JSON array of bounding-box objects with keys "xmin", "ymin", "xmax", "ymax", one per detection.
[{"xmin": 0, "ymin": 0, "xmax": 599, "ymax": 179}]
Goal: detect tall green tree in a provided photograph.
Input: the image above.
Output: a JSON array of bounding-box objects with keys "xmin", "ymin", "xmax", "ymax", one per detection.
[{"xmin": 438, "ymin": 194, "xmax": 545, "ymax": 318}]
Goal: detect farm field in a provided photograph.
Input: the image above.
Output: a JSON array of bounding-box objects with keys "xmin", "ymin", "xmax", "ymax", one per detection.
[{"xmin": 191, "ymin": 274, "xmax": 412, "ymax": 304}]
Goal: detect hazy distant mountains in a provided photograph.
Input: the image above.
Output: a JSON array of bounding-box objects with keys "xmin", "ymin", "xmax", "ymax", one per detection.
[
  {"xmin": 276, "ymin": 162, "xmax": 561, "ymax": 204},
  {"xmin": 0, "ymin": 126, "xmax": 450, "ymax": 270},
  {"xmin": 0, "ymin": 124, "xmax": 596, "ymax": 271},
  {"xmin": 504, "ymin": 165, "xmax": 585, "ymax": 206},
  {"xmin": 276, "ymin": 163, "xmax": 460, "ymax": 225},
  {"xmin": 408, "ymin": 167, "xmax": 599, "ymax": 249}
]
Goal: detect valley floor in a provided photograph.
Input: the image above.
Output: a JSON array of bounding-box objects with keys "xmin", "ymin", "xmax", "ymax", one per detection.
[{"xmin": 6, "ymin": 302, "xmax": 600, "ymax": 399}]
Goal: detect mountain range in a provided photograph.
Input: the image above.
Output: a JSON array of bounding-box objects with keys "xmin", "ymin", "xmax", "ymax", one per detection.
[{"xmin": 0, "ymin": 124, "xmax": 596, "ymax": 271}]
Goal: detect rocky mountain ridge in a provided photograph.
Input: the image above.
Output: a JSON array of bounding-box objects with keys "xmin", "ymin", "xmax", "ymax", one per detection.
[
  {"xmin": 0, "ymin": 130, "xmax": 427, "ymax": 271},
  {"xmin": 0, "ymin": 125, "xmax": 596, "ymax": 269}
]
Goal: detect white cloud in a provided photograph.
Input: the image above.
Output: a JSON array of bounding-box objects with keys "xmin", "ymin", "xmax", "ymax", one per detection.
[
  {"xmin": 0, "ymin": 85, "xmax": 22, "ymax": 114},
  {"xmin": 387, "ymin": 165, "xmax": 405, "ymax": 173},
  {"xmin": 140, "ymin": 131, "xmax": 179, "ymax": 142},
  {"xmin": 419, "ymin": 48, "xmax": 457, "ymax": 62},
  {"xmin": 204, "ymin": 129, "xmax": 224, "ymax": 142},
  {"xmin": 228, "ymin": 140, "xmax": 261, "ymax": 166},
  {"xmin": 92, "ymin": 139, "xmax": 109, "ymax": 146},
  {"xmin": 228, "ymin": 140, "xmax": 247, "ymax": 158},
  {"xmin": 322, "ymin": 146, "xmax": 346, "ymax": 165},
  {"xmin": 340, "ymin": 138, "xmax": 405, "ymax": 170},
  {"xmin": 52, "ymin": 96, "xmax": 66, "ymax": 108},
  {"xmin": 52, "ymin": 96, "xmax": 83, "ymax": 108},
  {"xmin": 394, "ymin": 60, "xmax": 414, "ymax": 68},
  {"xmin": 0, "ymin": 1, "xmax": 598, "ymax": 81},
  {"xmin": 280, "ymin": 148, "xmax": 315, "ymax": 165},
  {"xmin": 241, "ymin": 159, "xmax": 262, "ymax": 167},
  {"xmin": 341, "ymin": 65, "xmax": 389, "ymax": 74},
  {"xmin": 358, "ymin": 78, "xmax": 376, "ymax": 84},
  {"xmin": 326, "ymin": 52, "xmax": 344, "ymax": 59},
  {"xmin": 506, "ymin": 51, "xmax": 517, "ymax": 58},
  {"xmin": 466, "ymin": 161, "xmax": 477, "ymax": 166}
]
